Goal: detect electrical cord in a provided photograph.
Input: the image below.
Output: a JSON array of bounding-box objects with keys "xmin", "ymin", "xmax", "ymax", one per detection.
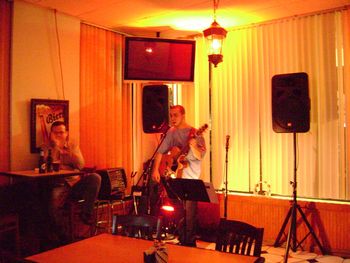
[{"xmin": 54, "ymin": 9, "xmax": 65, "ymax": 100}]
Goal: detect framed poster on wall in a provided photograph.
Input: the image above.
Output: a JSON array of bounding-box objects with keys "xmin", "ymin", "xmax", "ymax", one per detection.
[{"xmin": 30, "ymin": 99, "xmax": 69, "ymax": 153}]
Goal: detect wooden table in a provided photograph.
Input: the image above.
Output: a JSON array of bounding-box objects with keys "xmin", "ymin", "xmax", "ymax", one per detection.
[
  {"xmin": 0, "ymin": 169, "xmax": 86, "ymax": 254},
  {"xmin": 0, "ymin": 169, "xmax": 84, "ymax": 181},
  {"xmin": 26, "ymin": 234, "xmax": 264, "ymax": 263}
]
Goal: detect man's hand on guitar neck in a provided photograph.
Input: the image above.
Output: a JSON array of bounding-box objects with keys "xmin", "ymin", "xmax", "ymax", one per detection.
[
  {"xmin": 189, "ymin": 138, "xmax": 206, "ymax": 160},
  {"xmin": 187, "ymin": 124, "xmax": 207, "ymax": 161}
]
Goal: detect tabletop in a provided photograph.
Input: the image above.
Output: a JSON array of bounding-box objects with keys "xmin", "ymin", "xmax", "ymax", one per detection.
[
  {"xmin": 0, "ymin": 169, "xmax": 84, "ymax": 179},
  {"xmin": 26, "ymin": 234, "xmax": 264, "ymax": 263}
]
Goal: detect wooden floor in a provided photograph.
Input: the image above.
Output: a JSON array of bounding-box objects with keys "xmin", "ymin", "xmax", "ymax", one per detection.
[
  {"xmin": 6, "ymin": 193, "xmax": 350, "ymax": 261},
  {"xmin": 195, "ymin": 239, "xmax": 349, "ymax": 263}
]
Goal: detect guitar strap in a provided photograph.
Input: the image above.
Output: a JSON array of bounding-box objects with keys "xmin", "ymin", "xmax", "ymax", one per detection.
[
  {"xmin": 188, "ymin": 127, "xmax": 196, "ymax": 139},
  {"xmin": 182, "ymin": 127, "xmax": 196, "ymax": 156}
]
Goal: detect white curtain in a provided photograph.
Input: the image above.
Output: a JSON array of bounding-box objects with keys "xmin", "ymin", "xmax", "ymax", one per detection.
[
  {"xmin": 344, "ymin": 8, "xmax": 350, "ymax": 199},
  {"xmin": 195, "ymin": 7, "xmax": 350, "ymax": 200}
]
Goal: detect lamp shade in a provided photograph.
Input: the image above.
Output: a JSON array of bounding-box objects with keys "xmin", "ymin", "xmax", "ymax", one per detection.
[{"xmin": 203, "ymin": 20, "xmax": 227, "ymax": 67}]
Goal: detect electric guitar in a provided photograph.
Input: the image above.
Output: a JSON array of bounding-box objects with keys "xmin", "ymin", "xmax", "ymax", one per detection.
[{"xmin": 159, "ymin": 124, "xmax": 208, "ymax": 178}]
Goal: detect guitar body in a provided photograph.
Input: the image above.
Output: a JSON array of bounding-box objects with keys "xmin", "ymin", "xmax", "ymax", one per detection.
[
  {"xmin": 159, "ymin": 146, "xmax": 182, "ymax": 178},
  {"xmin": 175, "ymin": 154, "xmax": 189, "ymax": 178},
  {"xmin": 158, "ymin": 123, "xmax": 208, "ymax": 179}
]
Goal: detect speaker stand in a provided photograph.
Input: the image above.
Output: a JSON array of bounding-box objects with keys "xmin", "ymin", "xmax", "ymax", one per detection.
[{"xmin": 274, "ymin": 133, "xmax": 325, "ymax": 262}]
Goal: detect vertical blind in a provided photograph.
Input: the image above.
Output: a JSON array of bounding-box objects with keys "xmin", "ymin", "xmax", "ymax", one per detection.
[
  {"xmin": 80, "ymin": 24, "xmax": 132, "ymax": 174},
  {"xmin": 344, "ymin": 9, "xmax": 350, "ymax": 198},
  {"xmin": 195, "ymin": 7, "xmax": 350, "ymax": 200},
  {"xmin": 0, "ymin": 0, "xmax": 12, "ymax": 173}
]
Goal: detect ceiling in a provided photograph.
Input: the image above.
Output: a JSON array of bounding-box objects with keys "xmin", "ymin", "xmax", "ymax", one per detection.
[{"xmin": 23, "ymin": 0, "xmax": 350, "ymax": 38}]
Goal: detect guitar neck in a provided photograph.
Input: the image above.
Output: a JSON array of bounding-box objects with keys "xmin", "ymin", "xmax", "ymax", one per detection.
[{"xmin": 181, "ymin": 125, "xmax": 207, "ymax": 155}]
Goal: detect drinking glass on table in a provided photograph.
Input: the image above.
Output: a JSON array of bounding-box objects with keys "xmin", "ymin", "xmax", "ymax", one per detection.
[{"xmin": 52, "ymin": 161, "xmax": 61, "ymax": 172}]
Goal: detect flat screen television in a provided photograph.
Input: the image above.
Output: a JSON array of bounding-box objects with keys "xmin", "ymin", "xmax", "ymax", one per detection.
[{"xmin": 124, "ymin": 37, "xmax": 196, "ymax": 82}]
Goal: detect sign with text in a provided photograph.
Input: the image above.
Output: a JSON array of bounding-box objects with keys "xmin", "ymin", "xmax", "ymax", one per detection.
[{"xmin": 30, "ymin": 99, "xmax": 69, "ymax": 153}]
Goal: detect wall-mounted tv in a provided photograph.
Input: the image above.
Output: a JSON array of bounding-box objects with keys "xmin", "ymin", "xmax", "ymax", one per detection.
[{"xmin": 124, "ymin": 37, "xmax": 195, "ymax": 82}]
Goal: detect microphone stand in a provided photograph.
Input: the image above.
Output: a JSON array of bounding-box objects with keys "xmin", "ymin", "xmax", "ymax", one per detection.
[
  {"xmin": 223, "ymin": 135, "xmax": 230, "ymax": 219},
  {"xmin": 137, "ymin": 125, "xmax": 170, "ymax": 214}
]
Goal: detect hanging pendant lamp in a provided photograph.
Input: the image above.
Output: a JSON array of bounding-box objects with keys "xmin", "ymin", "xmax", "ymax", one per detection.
[{"xmin": 203, "ymin": 0, "xmax": 227, "ymax": 67}]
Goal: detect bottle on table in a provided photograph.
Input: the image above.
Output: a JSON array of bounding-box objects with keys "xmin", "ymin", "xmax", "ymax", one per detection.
[
  {"xmin": 38, "ymin": 148, "xmax": 46, "ymax": 174},
  {"xmin": 46, "ymin": 149, "xmax": 53, "ymax": 172}
]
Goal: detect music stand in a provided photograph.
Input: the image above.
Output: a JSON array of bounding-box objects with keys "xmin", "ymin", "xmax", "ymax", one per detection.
[{"xmin": 164, "ymin": 178, "xmax": 211, "ymax": 245}]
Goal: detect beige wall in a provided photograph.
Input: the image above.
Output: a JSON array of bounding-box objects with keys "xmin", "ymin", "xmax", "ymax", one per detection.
[{"xmin": 11, "ymin": 1, "xmax": 80, "ymax": 170}]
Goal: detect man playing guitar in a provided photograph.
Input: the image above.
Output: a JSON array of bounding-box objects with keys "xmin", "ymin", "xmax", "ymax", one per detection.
[{"xmin": 151, "ymin": 105, "xmax": 206, "ymax": 246}]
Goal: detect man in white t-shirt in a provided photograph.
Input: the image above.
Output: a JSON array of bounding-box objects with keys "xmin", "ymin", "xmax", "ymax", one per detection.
[{"xmin": 151, "ymin": 105, "xmax": 206, "ymax": 246}]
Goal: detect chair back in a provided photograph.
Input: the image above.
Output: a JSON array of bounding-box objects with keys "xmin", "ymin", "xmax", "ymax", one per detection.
[
  {"xmin": 215, "ymin": 219, "xmax": 264, "ymax": 257},
  {"xmin": 112, "ymin": 214, "xmax": 162, "ymax": 240},
  {"xmin": 96, "ymin": 168, "xmax": 127, "ymax": 200}
]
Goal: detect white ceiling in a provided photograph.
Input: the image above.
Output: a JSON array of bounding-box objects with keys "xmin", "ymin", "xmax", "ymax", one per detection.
[{"xmin": 23, "ymin": 0, "xmax": 350, "ymax": 38}]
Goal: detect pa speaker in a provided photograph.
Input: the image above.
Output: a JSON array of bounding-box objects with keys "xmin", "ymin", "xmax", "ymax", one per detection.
[
  {"xmin": 272, "ymin": 72, "xmax": 310, "ymax": 133},
  {"xmin": 142, "ymin": 85, "xmax": 169, "ymax": 133}
]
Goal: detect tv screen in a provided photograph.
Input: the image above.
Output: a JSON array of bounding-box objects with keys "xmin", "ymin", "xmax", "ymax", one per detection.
[{"xmin": 124, "ymin": 37, "xmax": 195, "ymax": 82}]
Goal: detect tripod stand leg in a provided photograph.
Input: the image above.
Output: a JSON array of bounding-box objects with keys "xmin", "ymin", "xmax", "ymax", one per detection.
[
  {"xmin": 284, "ymin": 204, "xmax": 298, "ymax": 263},
  {"xmin": 284, "ymin": 215, "xmax": 292, "ymax": 262},
  {"xmin": 274, "ymin": 206, "xmax": 293, "ymax": 247},
  {"xmin": 296, "ymin": 205, "xmax": 325, "ymax": 254},
  {"xmin": 291, "ymin": 204, "xmax": 297, "ymax": 251}
]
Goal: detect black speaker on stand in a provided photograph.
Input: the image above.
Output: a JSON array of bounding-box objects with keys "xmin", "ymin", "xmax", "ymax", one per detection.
[
  {"xmin": 138, "ymin": 85, "xmax": 169, "ymax": 215},
  {"xmin": 272, "ymin": 72, "xmax": 310, "ymax": 133},
  {"xmin": 272, "ymin": 72, "xmax": 325, "ymax": 262},
  {"xmin": 142, "ymin": 85, "xmax": 169, "ymax": 133}
]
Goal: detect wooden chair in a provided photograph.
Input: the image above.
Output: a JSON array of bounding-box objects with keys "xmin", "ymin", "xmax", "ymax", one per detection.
[
  {"xmin": 95, "ymin": 168, "xmax": 132, "ymax": 233},
  {"xmin": 215, "ymin": 218, "xmax": 264, "ymax": 257},
  {"xmin": 111, "ymin": 214, "xmax": 162, "ymax": 240},
  {"xmin": 0, "ymin": 213, "xmax": 20, "ymax": 257}
]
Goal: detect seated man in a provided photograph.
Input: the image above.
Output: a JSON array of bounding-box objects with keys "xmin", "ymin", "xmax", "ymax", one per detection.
[{"xmin": 42, "ymin": 121, "xmax": 101, "ymax": 242}]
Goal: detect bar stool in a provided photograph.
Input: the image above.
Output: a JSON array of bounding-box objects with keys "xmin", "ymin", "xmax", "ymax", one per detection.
[{"xmin": 0, "ymin": 213, "xmax": 20, "ymax": 256}]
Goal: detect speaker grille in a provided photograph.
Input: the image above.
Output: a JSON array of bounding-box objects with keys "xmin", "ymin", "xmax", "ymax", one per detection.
[
  {"xmin": 272, "ymin": 72, "xmax": 310, "ymax": 133},
  {"xmin": 142, "ymin": 85, "xmax": 169, "ymax": 133}
]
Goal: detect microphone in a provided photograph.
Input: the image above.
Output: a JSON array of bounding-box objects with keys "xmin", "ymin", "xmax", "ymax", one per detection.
[
  {"xmin": 226, "ymin": 135, "xmax": 230, "ymax": 150},
  {"xmin": 159, "ymin": 122, "xmax": 170, "ymax": 137},
  {"xmin": 158, "ymin": 121, "xmax": 165, "ymax": 129}
]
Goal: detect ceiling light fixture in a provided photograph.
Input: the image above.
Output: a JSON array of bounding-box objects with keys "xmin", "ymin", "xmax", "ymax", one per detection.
[{"xmin": 203, "ymin": 0, "xmax": 227, "ymax": 67}]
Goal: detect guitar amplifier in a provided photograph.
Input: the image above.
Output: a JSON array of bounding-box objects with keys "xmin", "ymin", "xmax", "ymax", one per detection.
[{"xmin": 96, "ymin": 168, "xmax": 127, "ymax": 200}]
